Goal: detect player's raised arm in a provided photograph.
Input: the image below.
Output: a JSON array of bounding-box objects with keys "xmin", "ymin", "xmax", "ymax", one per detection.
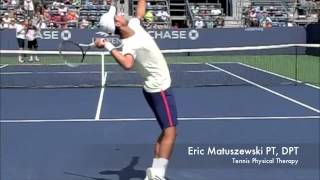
[{"xmin": 135, "ymin": 0, "xmax": 147, "ymax": 20}]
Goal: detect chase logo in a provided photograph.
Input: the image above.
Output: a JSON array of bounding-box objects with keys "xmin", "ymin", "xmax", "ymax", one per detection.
[
  {"xmin": 37, "ymin": 30, "xmax": 71, "ymax": 40},
  {"xmin": 188, "ymin": 29, "xmax": 199, "ymax": 40},
  {"xmin": 148, "ymin": 30, "xmax": 199, "ymax": 40},
  {"xmin": 61, "ymin": 30, "xmax": 71, "ymax": 40}
]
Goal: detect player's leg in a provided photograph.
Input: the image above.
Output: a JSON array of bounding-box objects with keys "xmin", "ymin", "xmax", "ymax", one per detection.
[
  {"xmin": 27, "ymin": 40, "xmax": 33, "ymax": 62},
  {"xmin": 143, "ymin": 88, "xmax": 178, "ymax": 179},
  {"xmin": 158, "ymin": 126, "xmax": 176, "ymax": 159},
  {"xmin": 34, "ymin": 39, "xmax": 40, "ymax": 61},
  {"xmin": 17, "ymin": 38, "xmax": 25, "ymax": 63},
  {"xmin": 154, "ymin": 132, "xmax": 163, "ymax": 158}
]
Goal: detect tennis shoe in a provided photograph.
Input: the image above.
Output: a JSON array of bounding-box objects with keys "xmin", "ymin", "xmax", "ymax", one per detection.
[
  {"xmin": 28, "ymin": 56, "xmax": 33, "ymax": 62},
  {"xmin": 18, "ymin": 57, "xmax": 24, "ymax": 63},
  {"xmin": 35, "ymin": 56, "xmax": 40, "ymax": 62},
  {"xmin": 146, "ymin": 168, "xmax": 166, "ymax": 180}
]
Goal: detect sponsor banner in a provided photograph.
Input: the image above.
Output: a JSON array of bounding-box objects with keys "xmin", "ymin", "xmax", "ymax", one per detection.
[{"xmin": 0, "ymin": 27, "xmax": 306, "ymax": 50}]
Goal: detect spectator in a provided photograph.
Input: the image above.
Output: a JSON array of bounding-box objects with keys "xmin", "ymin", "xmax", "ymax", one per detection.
[
  {"xmin": 80, "ymin": 18, "xmax": 89, "ymax": 28},
  {"xmin": 24, "ymin": 0, "xmax": 35, "ymax": 17},
  {"xmin": 64, "ymin": 0, "xmax": 72, "ymax": 5},
  {"xmin": 206, "ymin": 21, "xmax": 214, "ymax": 28},
  {"xmin": 2, "ymin": 12, "xmax": 12, "ymax": 28},
  {"xmin": 11, "ymin": 0, "xmax": 18, "ymax": 6},
  {"xmin": 216, "ymin": 17, "xmax": 225, "ymax": 27},
  {"xmin": 249, "ymin": 8, "xmax": 258, "ymax": 27},
  {"xmin": 58, "ymin": 3, "xmax": 68, "ymax": 17},
  {"xmin": 67, "ymin": 9, "xmax": 79, "ymax": 22},
  {"xmin": 144, "ymin": 10, "xmax": 154, "ymax": 23},
  {"xmin": 58, "ymin": 3, "xmax": 68, "ymax": 28},
  {"xmin": 155, "ymin": 10, "xmax": 170, "ymax": 22},
  {"xmin": 260, "ymin": 11, "xmax": 272, "ymax": 27},
  {"xmin": 192, "ymin": 5, "xmax": 199, "ymax": 15},
  {"xmin": 15, "ymin": 6, "xmax": 26, "ymax": 22},
  {"xmin": 194, "ymin": 17, "xmax": 204, "ymax": 29},
  {"xmin": 48, "ymin": 22, "xmax": 55, "ymax": 29},
  {"xmin": 41, "ymin": 4, "xmax": 51, "ymax": 22},
  {"xmin": 25, "ymin": 19, "xmax": 40, "ymax": 62},
  {"xmin": 211, "ymin": 9, "xmax": 222, "ymax": 16},
  {"xmin": 172, "ymin": 22, "xmax": 179, "ymax": 30},
  {"xmin": 35, "ymin": 11, "xmax": 47, "ymax": 29},
  {"xmin": 2, "ymin": 0, "xmax": 10, "ymax": 7},
  {"xmin": 8, "ymin": 19, "xmax": 17, "ymax": 29},
  {"xmin": 0, "ymin": 19, "xmax": 3, "ymax": 29},
  {"xmin": 16, "ymin": 20, "xmax": 28, "ymax": 63}
]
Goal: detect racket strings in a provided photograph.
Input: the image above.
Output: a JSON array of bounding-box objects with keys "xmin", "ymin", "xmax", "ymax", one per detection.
[{"xmin": 59, "ymin": 41, "xmax": 86, "ymax": 67}]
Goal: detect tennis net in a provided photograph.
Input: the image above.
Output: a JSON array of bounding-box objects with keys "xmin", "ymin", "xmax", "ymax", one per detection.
[{"xmin": 0, "ymin": 44, "xmax": 319, "ymax": 88}]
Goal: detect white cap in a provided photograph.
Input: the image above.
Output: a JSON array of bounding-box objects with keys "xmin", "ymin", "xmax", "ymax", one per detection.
[{"xmin": 99, "ymin": 6, "xmax": 116, "ymax": 34}]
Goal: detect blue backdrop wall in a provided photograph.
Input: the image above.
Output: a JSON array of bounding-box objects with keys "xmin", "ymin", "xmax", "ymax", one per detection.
[{"xmin": 0, "ymin": 27, "xmax": 307, "ymax": 50}]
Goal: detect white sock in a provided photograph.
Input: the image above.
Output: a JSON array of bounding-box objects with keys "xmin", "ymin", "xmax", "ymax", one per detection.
[
  {"xmin": 153, "ymin": 158, "xmax": 168, "ymax": 177},
  {"xmin": 151, "ymin": 158, "xmax": 158, "ymax": 168}
]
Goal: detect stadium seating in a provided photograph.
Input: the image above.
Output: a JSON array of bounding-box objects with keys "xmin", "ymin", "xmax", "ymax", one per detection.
[
  {"xmin": 132, "ymin": 0, "xmax": 171, "ymax": 29},
  {"xmin": 188, "ymin": 2, "xmax": 225, "ymax": 28},
  {"xmin": 0, "ymin": 0, "xmax": 319, "ymax": 29}
]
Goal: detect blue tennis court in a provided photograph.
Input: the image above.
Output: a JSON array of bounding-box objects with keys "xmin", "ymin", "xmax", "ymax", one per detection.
[{"xmin": 1, "ymin": 62, "xmax": 319, "ymax": 180}]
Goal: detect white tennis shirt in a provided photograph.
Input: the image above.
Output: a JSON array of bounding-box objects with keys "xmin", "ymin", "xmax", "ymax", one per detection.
[
  {"xmin": 16, "ymin": 24, "xmax": 26, "ymax": 39},
  {"xmin": 121, "ymin": 18, "xmax": 171, "ymax": 93}
]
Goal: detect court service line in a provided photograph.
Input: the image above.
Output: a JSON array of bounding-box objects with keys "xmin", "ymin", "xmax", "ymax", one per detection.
[
  {"xmin": 1, "ymin": 116, "xmax": 319, "ymax": 123},
  {"xmin": 206, "ymin": 63, "xmax": 320, "ymax": 113},
  {"xmin": 0, "ymin": 64, "xmax": 9, "ymax": 69},
  {"xmin": 94, "ymin": 73, "xmax": 108, "ymax": 120},
  {"xmin": 238, "ymin": 62, "xmax": 320, "ymax": 89}
]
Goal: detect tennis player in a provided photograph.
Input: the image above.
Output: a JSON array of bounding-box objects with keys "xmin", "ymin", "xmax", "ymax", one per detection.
[{"xmin": 95, "ymin": 1, "xmax": 177, "ymax": 180}]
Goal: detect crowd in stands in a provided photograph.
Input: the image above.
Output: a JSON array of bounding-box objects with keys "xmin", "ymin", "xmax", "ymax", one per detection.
[
  {"xmin": 142, "ymin": 1, "xmax": 171, "ymax": 29},
  {"xmin": 243, "ymin": 0, "xmax": 320, "ymax": 28},
  {"xmin": 189, "ymin": 2, "xmax": 224, "ymax": 28},
  {"xmin": 1, "ymin": 0, "xmax": 319, "ymax": 30},
  {"xmin": 0, "ymin": 0, "xmax": 108, "ymax": 29}
]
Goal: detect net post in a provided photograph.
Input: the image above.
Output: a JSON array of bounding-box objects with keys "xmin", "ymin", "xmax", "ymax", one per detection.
[{"xmin": 101, "ymin": 53, "xmax": 105, "ymax": 87}]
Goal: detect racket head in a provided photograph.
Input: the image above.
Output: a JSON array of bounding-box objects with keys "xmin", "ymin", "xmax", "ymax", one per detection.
[{"xmin": 59, "ymin": 41, "xmax": 86, "ymax": 67}]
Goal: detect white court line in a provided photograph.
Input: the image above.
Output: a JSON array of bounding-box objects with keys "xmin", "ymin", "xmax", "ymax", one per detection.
[
  {"xmin": 238, "ymin": 62, "xmax": 320, "ymax": 89},
  {"xmin": 1, "ymin": 116, "xmax": 319, "ymax": 123},
  {"xmin": 206, "ymin": 63, "xmax": 320, "ymax": 113},
  {"xmin": 94, "ymin": 72, "xmax": 108, "ymax": 120},
  {"xmin": 186, "ymin": 70, "xmax": 220, "ymax": 73},
  {"xmin": 0, "ymin": 64, "xmax": 9, "ymax": 69}
]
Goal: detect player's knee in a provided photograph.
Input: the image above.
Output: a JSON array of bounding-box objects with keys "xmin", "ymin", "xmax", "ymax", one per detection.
[{"xmin": 163, "ymin": 126, "xmax": 177, "ymax": 139}]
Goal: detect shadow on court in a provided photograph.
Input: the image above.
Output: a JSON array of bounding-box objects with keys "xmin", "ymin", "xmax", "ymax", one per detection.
[{"xmin": 65, "ymin": 156, "xmax": 146, "ymax": 180}]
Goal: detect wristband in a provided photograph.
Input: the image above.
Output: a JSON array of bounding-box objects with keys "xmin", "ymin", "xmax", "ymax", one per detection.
[{"xmin": 105, "ymin": 42, "xmax": 115, "ymax": 51}]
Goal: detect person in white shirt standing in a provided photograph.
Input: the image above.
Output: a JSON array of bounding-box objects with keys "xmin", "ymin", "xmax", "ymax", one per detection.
[
  {"xmin": 16, "ymin": 19, "xmax": 27, "ymax": 63},
  {"xmin": 95, "ymin": 1, "xmax": 177, "ymax": 180},
  {"xmin": 25, "ymin": 19, "xmax": 40, "ymax": 62}
]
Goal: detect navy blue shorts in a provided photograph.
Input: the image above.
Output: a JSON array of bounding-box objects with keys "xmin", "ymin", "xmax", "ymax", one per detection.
[
  {"xmin": 143, "ymin": 88, "xmax": 178, "ymax": 130},
  {"xmin": 17, "ymin": 38, "xmax": 25, "ymax": 48},
  {"xmin": 28, "ymin": 39, "xmax": 38, "ymax": 49}
]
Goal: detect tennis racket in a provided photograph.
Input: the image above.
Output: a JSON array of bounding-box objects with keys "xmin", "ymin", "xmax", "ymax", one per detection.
[{"xmin": 58, "ymin": 40, "xmax": 95, "ymax": 67}]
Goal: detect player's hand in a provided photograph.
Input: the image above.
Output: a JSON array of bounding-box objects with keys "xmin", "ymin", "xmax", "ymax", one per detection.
[{"xmin": 94, "ymin": 38, "xmax": 107, "ymax": 49}]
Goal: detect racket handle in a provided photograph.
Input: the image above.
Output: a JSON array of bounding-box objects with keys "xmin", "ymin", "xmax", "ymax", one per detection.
[{"xmin": 105, "ymin": 42, "xmax": 115, "ymax": 51}]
